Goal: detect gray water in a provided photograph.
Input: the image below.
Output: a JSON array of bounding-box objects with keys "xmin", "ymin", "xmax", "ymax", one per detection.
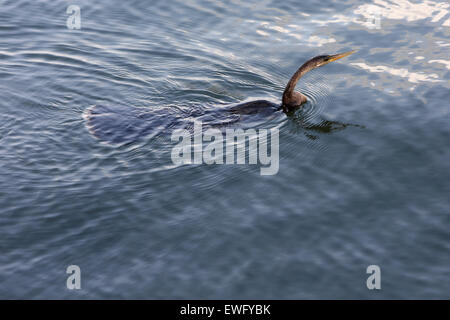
[{"xmin": 1, "ymin": 0, "xmax": 449, "ymax": 299}]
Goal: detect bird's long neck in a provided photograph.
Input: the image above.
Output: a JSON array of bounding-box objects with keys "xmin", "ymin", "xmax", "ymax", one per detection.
[{"xmin": 282, "ymin": 61, "xmax": 313, "ymax": 107}]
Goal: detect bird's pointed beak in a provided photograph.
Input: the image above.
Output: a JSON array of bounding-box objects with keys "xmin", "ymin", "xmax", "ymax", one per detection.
[{"xmin": 328, "ymin": 50, "xmax": 356, "ymax": 63}]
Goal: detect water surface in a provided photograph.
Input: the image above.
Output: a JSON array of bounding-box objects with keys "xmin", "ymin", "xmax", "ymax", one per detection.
[{"xmin": 0, "ymin": 0, "xmax": 449, "ymax": 298}]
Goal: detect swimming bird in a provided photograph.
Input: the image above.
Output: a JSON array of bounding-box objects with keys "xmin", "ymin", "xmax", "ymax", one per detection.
[
  {"xmin": 84, "ymin": 51, "xmax": 355, "ymax": 143},
  {"xmin": 229, "ymin": 50, "xmax": 356, "ymax": 114}
]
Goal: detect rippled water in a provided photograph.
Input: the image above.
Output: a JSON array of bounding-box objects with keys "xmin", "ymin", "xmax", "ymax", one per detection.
[{"xmin": 1, "ymin": 0, "xmax": 449, "ymax": 299}]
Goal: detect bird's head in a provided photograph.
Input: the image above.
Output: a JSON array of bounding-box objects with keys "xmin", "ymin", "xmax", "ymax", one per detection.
[{"xmin": 306, "ymin": 50, "xmax": 356, "ymax": 69}]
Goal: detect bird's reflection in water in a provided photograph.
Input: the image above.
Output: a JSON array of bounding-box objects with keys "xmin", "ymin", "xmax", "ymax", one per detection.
[{"xmin": 285, "ymin": 109, "xmax": 365, "ymax": 140}]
